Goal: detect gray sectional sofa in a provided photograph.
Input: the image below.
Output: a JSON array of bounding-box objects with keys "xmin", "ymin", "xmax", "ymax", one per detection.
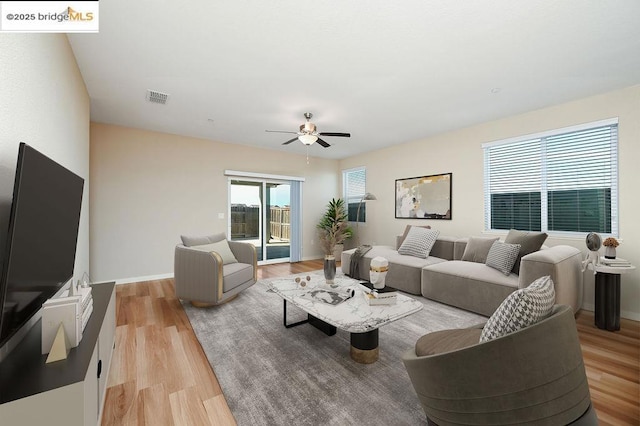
[{"xmin": 341, "ymin": 234, "xmax": 583, "ymax": 317}]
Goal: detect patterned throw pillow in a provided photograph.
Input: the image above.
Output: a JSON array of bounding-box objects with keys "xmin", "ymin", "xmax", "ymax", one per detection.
[
  {"xmin": 398, "ymin": 225, "xmax": 431, "ymax": 248},
  {"xmin": 485, "ymin": 241, "xmax": 521, "ymax": 275},
  {"xmin": 479, "ymin": 275, "xmax": 556, "ymax": 342},
  {"xmin": 398, "ymin": 227, "xmax": 440, "ymax": 259}
]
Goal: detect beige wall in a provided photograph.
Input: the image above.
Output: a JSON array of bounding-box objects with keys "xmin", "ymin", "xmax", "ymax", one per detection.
[
  {"xmin": 90, "ymin": 123, "xmax": 339, "ymax": 282},
  {"xmin": 340, "ymin": 85, "xmax": 640, "ymax": 320},
  {"xmin": 0, "ymin": 34, "xmax": 90, "ymax": 285}
]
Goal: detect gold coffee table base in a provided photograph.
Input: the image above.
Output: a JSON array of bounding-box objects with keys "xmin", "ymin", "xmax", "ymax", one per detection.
[
  {"xmin": 350, "ymin": 329, "xmax": 379, "ymax": 364},
  {"xmin": 191, "ymin": 294, "xmax": 237, "ymax": 308},
  {"xmin": 350, "ymin": 346, "xmax": 379, "ymax": 364}
]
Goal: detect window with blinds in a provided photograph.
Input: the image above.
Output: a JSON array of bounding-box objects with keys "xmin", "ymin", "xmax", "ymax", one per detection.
[
  {"xmin": 343, "ymin": 167, "xmax": 367, "ymax": 222},
  {"xmin": 483, "ymin": 119, "xmax": 618, "ymax": 236}
]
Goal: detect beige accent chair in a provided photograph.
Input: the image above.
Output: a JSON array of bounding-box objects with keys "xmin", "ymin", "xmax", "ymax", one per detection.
[
  {"xmin": 402, "ymin": 305, "xmax": 597, "ymax": 425},
  {"xmin": 174, "ymin": 233, "xmax": 257, "ymax": 306}
]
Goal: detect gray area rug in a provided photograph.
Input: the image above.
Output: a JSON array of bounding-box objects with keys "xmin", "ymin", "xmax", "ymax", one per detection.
[{"xmin": 182, "ymin": 271, "xmax": 487, "ymax": 425}]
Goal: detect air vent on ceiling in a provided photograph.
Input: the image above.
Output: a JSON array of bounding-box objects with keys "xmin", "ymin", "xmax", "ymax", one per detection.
[{"xmin": 146, "ymin": 89, "xmax": 169, "ymax": 104}]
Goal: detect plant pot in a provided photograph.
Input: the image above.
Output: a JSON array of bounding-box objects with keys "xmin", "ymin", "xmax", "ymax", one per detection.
[
  {"xmin": 604, "ymin": 246, "xmax": 616, "ymax": 259},
  {"xmin": 324, "ymin": 255, "xmax": 336, "ymax": 285}
]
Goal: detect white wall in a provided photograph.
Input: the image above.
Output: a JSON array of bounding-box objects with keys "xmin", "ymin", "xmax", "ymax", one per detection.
[
  {"xmin": 90, "ymin": 123, "xmax": 339, "ymax": 283},
  {"xmin": 0, "ymin": 34, "xmax": 90, "ymax": 285},
  {"xmin": 340, "ymin": 85, "xmax": 640, "ymax": 320}
]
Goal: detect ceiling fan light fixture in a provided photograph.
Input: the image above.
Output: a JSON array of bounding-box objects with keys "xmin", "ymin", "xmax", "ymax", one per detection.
[
  {"xmin": 300, "ymin": 122, "xmax": 316, "ymax": 133},
  {"xmin": 298, "ymin": 134, "xmax": 318, "ymax": 145}
]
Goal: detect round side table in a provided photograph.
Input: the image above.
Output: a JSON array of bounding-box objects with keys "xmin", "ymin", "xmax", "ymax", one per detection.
[{"xmin": 592, "ymin": 263, "xmax": 636, "ymax": 331}]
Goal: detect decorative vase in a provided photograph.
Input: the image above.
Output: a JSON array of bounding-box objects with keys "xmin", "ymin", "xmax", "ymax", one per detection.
[
  {"xmin": 324, "ymin": 255, "xmax": 336, "ymax": 285},
  {"xmin": 369, "ymin": 256, "xmax": 389, "ymax": 289},
  {"xmin": 604, "ymin": 246, "xmax": 616, "ymax": 259}
]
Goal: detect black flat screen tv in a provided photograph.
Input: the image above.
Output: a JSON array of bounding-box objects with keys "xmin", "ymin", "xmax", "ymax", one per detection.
[{"xmin": 0, "ymin": 143, "xmax": 84, "ymax": 353}]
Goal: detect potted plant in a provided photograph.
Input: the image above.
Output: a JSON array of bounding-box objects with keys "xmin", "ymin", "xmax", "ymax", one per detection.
[
  {"xmin": 317, "ymin": 198, "xmax": 353, "ymax": 284},
  {"xmin": 603, "ymin": 237, "xmax": 619, "ymax": 259}
]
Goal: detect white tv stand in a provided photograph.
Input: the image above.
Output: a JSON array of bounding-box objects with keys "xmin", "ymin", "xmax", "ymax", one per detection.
[{"xmin": 0, "ymin": 282, "xmax": 115, "ymax": 425}]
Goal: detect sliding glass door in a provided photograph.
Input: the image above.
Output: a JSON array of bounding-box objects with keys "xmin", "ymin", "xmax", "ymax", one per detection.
[{"xmin": 229, "ymin": 179, "xmax": 292, "ymax": 264}]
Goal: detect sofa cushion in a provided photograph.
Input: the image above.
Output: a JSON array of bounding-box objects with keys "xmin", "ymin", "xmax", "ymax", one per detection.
[
  {"xmin": 486, "ymin": 241, "xmax": 521, "ymax": 275},
  {"xmin": 191, "ymin": 240, "xmax": 238, "ymax": 264},
  {"xmin": 415, "ymin": 328, "xmax": 482, "ymax": 357},
  {"xmin": 206, "ymin": 232, "xmax": 227, "ymax": 243},
  {"xmin": 398, "ymin": 227, "xmax": 440, "ymax": 258},
  {"xmin": 222, "ymin": 262, "xmax": 254, "ymax": 292},
  {"xmin": 398, "ymin": 225, "xmax": 431, "ymax": 248},
  {"xmin": 480, "ymin": 275, "xmax": 556, "ymax": 342},
  {"xmin": 461, "ymin": 237, "xmax": 500, "ymax": 263},
  {"xmin": 421, "ymin": 260, "xmax": 519, "ymax": 316},
  {"xmin": 181, "ymin": 232, "xmax": 227, "ymax": 247},
  {"xmin": 181, "ymin": 234, "xmax": 211, "ymax": 247},
  {"xmin": 504, "ymin": 229, "xmax": 548, "ymax": 274}
]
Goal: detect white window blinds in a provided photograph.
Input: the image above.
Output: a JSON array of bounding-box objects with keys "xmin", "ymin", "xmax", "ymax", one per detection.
[
  {"xmin": 483, "ymin": 120, "xmax": 618, "ymax": 235},
  {"xmin": 343, "ymin": 167, "xmax": 366, "ymax": 222}
]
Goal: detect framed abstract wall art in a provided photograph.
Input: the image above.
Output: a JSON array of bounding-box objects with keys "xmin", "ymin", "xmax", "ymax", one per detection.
[{"xmin": 395, "ymin": 173, "xmax": 452, "ymax": 219}]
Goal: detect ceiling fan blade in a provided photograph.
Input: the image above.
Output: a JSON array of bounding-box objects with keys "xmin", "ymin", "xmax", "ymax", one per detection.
[
  {"xmin": 316, "ymin": 138, "xmax": 331, "ymax": 148},
  {"xmin": 282, "ymin": 137, "xmax": 299, "ymax": 145},
  {"xmin": 318, "ymin": 132, "xmax": 350, "ymax": 137},
  {"xmin": 266, "ymin": 130, "xmax": 298, "ymax": 135}
]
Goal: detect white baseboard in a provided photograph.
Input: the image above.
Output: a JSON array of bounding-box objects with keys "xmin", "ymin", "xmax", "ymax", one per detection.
[
  {"xmin": 302, "ymin": 255, "xmax": 325, "ymax": 262},
  {"xmin": 115, "ymin": 272, "xmax": 174, "ymax": 285},
  {"xmin": 580, "ymin": 302, "xmax": 640, "ymax": 321}
]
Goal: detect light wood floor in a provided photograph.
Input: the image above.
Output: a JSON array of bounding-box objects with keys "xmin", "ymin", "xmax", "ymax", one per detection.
[{"xmin": 101, "ymin": 260, "xmax": 639, "ymax": 425}]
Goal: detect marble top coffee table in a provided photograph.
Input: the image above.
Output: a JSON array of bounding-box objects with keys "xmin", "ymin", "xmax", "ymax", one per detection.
[{"xmin": 267, "ymin": 271, "xmax": 423, "ymax": 363}]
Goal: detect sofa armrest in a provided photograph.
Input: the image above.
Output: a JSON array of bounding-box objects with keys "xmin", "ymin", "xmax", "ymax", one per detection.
[
  {"xmin": 519, "ymin": 245, "xmax": 583, "ymax": 312},
  {"xmin": 228, "ymin": 241, "xmax": 257, "ymax": 281},
  {"xmin": 174, "ymin": 244, "xmax": 223, "ymax": 302},
  {"xmin": 229, "ymin": 241, "xmax": 257, "ymax": 265}
]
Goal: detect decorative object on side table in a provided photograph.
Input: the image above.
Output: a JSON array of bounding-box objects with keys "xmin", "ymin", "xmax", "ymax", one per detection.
[
  {"xmin": 581, "ymin": 232, "xmax": 602, "ymax": 274},
  {"xmin": 317, "ymin": 198, "xmax": 352, "ymax": 285},
  {"xmin": 603, "ymin": 237, "xmax": 619, "ymax": 259}
]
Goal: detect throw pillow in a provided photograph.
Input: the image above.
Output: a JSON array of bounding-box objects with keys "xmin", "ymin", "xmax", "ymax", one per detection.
[
  {"xmin": 479, "ymin": 275, "xmax": 556, "ymax": 342},
  {"xmin": 485, "ymin": 241, "xmax": 521, "ymax": 275},
  {"xmin": 398, "ymin": 227, "xmax": 440, "ymax": 259},
  {"xmin": 461, "ymin": 236, "xmax": 500, "ymax": 263},
  {"xmin": 192, "ymin": 240, "xmax": 238, "ymax": 265},
  {"xmin": 398, "ymin": 225, "xmax": 431, "ymax": 248},
  {"xmin": 504, "ymin": 229, "xmax": 548, "ymax": 275}
]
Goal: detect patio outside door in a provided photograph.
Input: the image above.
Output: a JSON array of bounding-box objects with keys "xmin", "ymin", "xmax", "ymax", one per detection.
[{"xmin": 229, "ymin": 179, "xmax": 291, "ymax": 264}]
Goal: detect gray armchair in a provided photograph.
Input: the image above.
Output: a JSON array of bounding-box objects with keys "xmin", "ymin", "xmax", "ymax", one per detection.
[
  {"xmin": 174, "ymin": 233, "xmax": 257, "ymax": 307},
  {"xmin": 402, "ymin": 305, "xmax": 597, "ymax": 425}
]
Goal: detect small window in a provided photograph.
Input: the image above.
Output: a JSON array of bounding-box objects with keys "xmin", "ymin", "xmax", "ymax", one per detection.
[
  {"xmin": 483, "ymin": 119, "xmax": 618, "ymax": 236},
  {"xmin": 343, "ymin": 167, "xmax": 367, "ymax": 222}
]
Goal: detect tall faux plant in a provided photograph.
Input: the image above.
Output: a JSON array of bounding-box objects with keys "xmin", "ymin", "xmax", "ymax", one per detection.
[{"xmin": 317, "ymin": 198, "xmax": 353, "ymax": 257}]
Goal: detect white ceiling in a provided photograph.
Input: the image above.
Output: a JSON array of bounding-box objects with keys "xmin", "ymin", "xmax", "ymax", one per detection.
[{"xmin": 68, "ymin": 1, "xmax": 640, "ymax": 160}]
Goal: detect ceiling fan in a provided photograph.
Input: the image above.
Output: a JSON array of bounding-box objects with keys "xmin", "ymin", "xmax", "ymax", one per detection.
[{"xmin": 265, "ymin": 112, "xmax": 351, "ymax": 148}]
